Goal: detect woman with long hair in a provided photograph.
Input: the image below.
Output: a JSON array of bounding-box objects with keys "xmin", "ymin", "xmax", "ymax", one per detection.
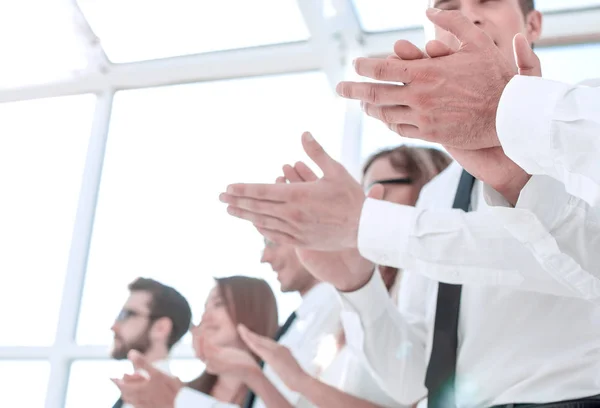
[{"xmin": 115, "ymin": 275, "xmax": 284, "ymax": 407}]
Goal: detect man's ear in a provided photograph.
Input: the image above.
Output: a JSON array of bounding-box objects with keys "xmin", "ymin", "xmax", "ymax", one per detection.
[
  {"xmin": 525, "ymin": 10, "xmax": 543, "ymax": 45},
  {"xmin": 150, "ymin": 317, "xmax": 173, "ymax": 345}
]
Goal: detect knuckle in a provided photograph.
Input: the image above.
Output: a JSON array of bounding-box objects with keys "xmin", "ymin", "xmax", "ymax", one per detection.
[
  {"xmin": 380, "ymin": 106, "xmax": 394, "ymax": 124},
  {"xmin": 366, "ymin": 85, "xmax": 379, "ymax": 104},
  {"xmin": 417, "ymin": 112, "xmax": 432, "ymax": 127},
  {"xmin": 289, "ymin": 208, "xmax": 304, "ymax": 223},
  {"xmin": 373, "ymin": 61, "xmax": 390, "ymax": 80}
]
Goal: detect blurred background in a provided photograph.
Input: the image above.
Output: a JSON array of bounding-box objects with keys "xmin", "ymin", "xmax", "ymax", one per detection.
[{"xmin": 1, "ymin": 0, "xmax": 599, "ymax": 407}]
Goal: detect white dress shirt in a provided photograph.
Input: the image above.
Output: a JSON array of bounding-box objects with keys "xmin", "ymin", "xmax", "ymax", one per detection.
[
  {"xmin": 317, "ymin": 270, "xmax": 407, "ymax": 408},
  {"xmin": 319, "ymin": 345, "xmax": 405, "ymax": 408},
  {"xmin": 497, "ymin": 75, "xmax": 600, "ymax": 207},
  {"xmin": 342, "ymin": 163, "xmax": 600, "ymax": 408},
  {"xmin": 175, "ymin": 387, "xmax": 238, "ymax": 408},
  {"xmin": 254, "ymin": 283, "xmax": 341, "ymax": 408},
  {"xmin": 359, "ymin": 162, "xmax": 600, "ymax": 300}
]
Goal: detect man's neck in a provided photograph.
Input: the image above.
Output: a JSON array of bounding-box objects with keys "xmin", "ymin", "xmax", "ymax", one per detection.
[
  {"xmin": 140, "ymin": 346, "xmax": 169, "ymax": 364},
  {"xmin": 299, "ymin": 280, "xmax": 320, "ymax": 298}
]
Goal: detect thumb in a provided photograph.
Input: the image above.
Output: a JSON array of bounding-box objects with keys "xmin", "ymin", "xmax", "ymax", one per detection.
[
  {"xmin": 367, "ymin": 184, "xmax": 385, "ymax": 201},
  {"xmin": 513, "ymin": 33, "xmax": 541, "ymax": 77},
  {"xmin": 425, "ymin": 8, "xmax": 485, "ymax": 46},
  {"xmin": 301, "ymin": 132, "xmax": 338, "ymax": 176}
]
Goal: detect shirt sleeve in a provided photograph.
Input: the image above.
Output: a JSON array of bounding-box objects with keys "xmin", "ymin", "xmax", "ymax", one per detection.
[
  {"xmin": 357, "ymin": 176, "xmax": 600, "ymax": 301},
  {"xmin": 175, "ymin": 388, "xmax": 240, "ymax": 408},
  {"xmin": 497, "ymin": 75, "xmax": 600, "ymax": 207},
  {"xmin": 339, "ymin": 271, "xmax": 429, "ymax": 405}
]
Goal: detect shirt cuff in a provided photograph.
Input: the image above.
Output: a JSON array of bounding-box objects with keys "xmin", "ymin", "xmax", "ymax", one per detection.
[
  {"xmin": 515, "ymin": 175, "xmax": 571, "ymax": 230},
  {"xmin": 358, "ymin": 198, "xmax": 417, "ymax": 268},
  {"xmin": 482, "ymin": 184, "xmax": 512, "ymax": 208},
  {"xmin": 497, "ymin": 76, "xmax": 570, "ymax": 175}
]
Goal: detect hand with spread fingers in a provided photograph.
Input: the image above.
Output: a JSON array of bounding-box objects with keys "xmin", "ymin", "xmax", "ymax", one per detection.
[
  {"xmin": 277, "ymin": 161, "xmax": 378, "ymax": 292},
  {"xmin": 220, "ymin": 132, "xmax": 369, "ymax": 251},
  {"xmin": 337, "ymin": 8, "xmax": 519, "ymax": 151},
  {"xmin": 112, "ymin": 350, "xmax": 182, "ymax": 408}
]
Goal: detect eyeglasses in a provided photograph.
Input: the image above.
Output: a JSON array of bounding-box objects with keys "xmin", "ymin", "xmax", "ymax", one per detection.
[
  {"xmin": 115, "ymin": 309, "xmax": 159, "ymax": 323},
  {"xmin": 365, "ymin": 177, "xmax": 413, "ymax": 191}
]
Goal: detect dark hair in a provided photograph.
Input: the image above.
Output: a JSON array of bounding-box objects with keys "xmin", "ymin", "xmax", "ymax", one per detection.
[
  {"xmin": 362, "ymin": 145, "xmax": 452, "ymax": 190},
  {"xmin": 520, "ymin": 0, "xmax": 535, "ymax": 15},
  {"xmin": 187, "ymin": 276, "xmax": 279, "ymax": 404},
  {"xmin": 128, "ymin": 278, "xmax": 192, "ymax": 349}
]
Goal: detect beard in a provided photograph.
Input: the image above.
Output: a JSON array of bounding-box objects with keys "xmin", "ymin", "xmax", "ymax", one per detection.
[{"xmin": 111, "ymin": 329, "xmax": 151, "ymax": 360}]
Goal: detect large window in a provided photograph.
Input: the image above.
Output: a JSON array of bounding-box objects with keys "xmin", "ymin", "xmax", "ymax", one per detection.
[
  {"xmin": 0, "ymin": 1, "xmax": 89, "ymax": 88},
  {"xmin": 76, "ymin": 72, "xmax": 345, "ymax": 347},
  {"xmin": 0, "ymin": 95, "xmax": 95, "ymax": 346},
  {"xmin": 538, "ymin": 42, "xmax": 600, "ymax": 84},
  {"xmin": 0, "ymin": 361, "xmax": 50, "ymax": 407},
  {"xmin": 77, "ymin": 0, "xmax": 311, "ymax": 63}
]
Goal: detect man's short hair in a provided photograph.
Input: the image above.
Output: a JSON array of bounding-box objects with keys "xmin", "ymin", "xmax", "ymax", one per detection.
[
  {"xmin": 520, "ymin": 0, "xmax": 535, "ymax": 15},
  {"xmin": 128, "ymin": 278, "xmax": 192, "ymax": 349}
]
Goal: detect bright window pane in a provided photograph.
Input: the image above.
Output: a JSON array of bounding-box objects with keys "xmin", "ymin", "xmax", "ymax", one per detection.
[
  {"xmin": 360, "ymin": 114, "xmax": 443, "ymax": 164},
  {"xmin": 0, "ymin": 1, "xmax": 89, "ymax": 88},
  {"xmin": 76, "ymin": 72, "xmax": 344, "ymax": 345},
  {"xmin": 66, "ymin": 359, "xmax": 205, "ymax": 408},
  {"xmin": 0, "ymin": 95, "xmax": 95, "ymax": 346},
  {"xmin": 537, "ymin": 0, "xmax": 600, "ymax": 11},
  {"xmin": 352, "ymin": 0, "xmax": 425, "ymax": 32},
  {"xmin": 77, "ymin": 0, "xmax": 310, "ymax": 63},
  {"xmin": 538, "ymin": 42, "xmax": 600, "ymax": 84},
  {"xmin": 0, "ymin": 361, "xmax": 50, "ymax": 407}
]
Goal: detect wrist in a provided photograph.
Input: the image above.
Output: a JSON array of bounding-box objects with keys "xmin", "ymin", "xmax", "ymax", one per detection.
[
  {"xmin": 336, "ymin": 266, "xmax": 375, "ymax": 293},
  {"xmin": 295, "ymin": 371, "xmax": 317, "ymax": 395},
  {"xmin": 492, "ymin": 171, "xmax": 531, "ymax": 206},
  {"xmin": 243, "ymin": 364, "xmax": 264, "ymax": 387}
]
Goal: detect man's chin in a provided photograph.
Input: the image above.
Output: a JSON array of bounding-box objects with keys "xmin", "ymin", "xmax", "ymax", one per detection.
[{"xmin": 110, "ymin": 347, "xmax": 129, "ymax": 360}]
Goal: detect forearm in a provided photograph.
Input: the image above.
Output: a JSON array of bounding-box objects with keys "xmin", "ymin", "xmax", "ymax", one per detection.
[
  {"xmin": 296, "ymin": 375, "xmax": 382, "ymax": 408},
  {"xmin": 358, "ymin": 195, "xmax": 600, "ymax": 299},
  {"xmin": 245, "ymin": 371, "xmax": 294, "ymax": 408}
]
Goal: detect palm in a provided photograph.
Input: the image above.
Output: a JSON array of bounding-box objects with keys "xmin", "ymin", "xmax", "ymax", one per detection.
[{"xmin": 296, "ymin": 248, "xmax": 374, "ymax": 292}]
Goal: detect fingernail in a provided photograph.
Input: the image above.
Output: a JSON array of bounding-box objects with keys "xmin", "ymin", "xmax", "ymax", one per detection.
[
  {"xmin": 226, "ymin": 185, "xmax": 234, "ymax": 194},
  {"xmin": 335, "ymin": 83, "xmax": 344, "ymax": 96},
  {"xmin": 304, "ymin": 132, "xmax": 314, "ymax": 142},
  {"xmin": 219, "ymin": 193, "xmax": 226, "ymax": 202},
  {"xmin": 426, "ymin": 7, "xmax": 442, "ymax": 15}
]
